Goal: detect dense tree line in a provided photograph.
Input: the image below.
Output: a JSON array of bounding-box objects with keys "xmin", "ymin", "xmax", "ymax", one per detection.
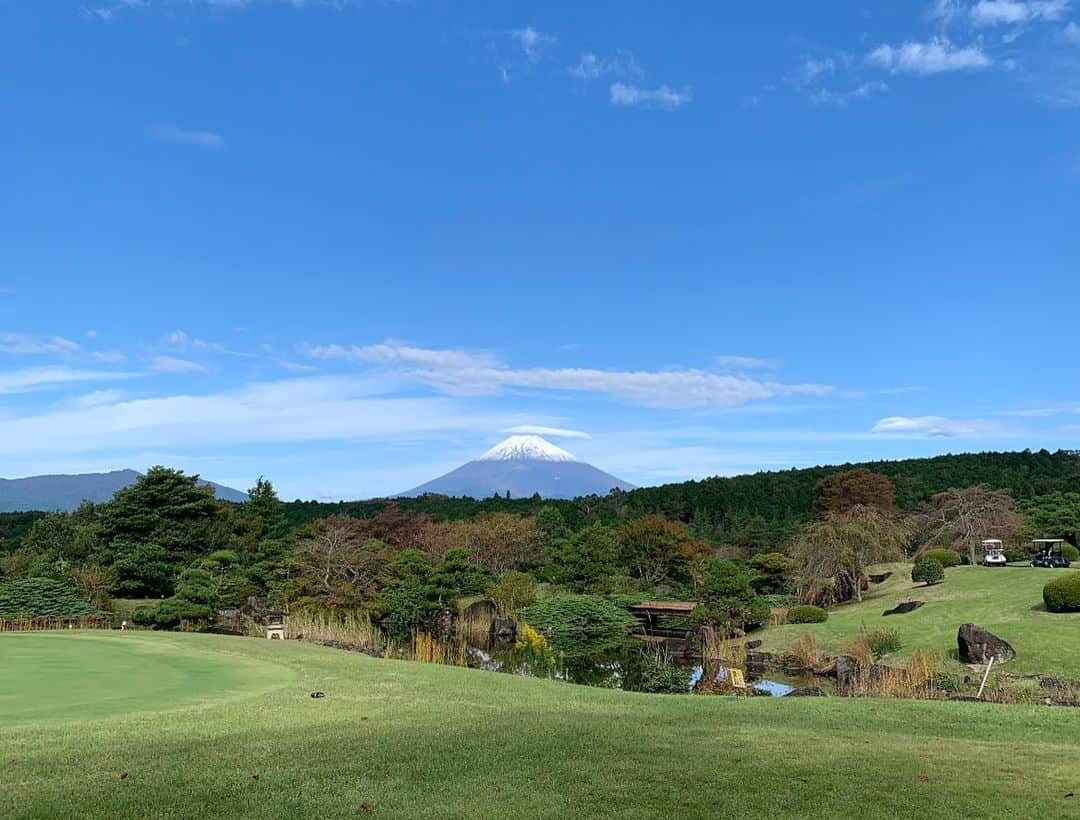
[{"xmin": 2, "ymin": 449, "xmax": 1080, "ymax": 638}]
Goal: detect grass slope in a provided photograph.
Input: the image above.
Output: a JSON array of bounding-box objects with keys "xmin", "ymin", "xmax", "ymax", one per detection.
[
  {"xmin": 762, "ymin": 565, "xmax": 1080, "ymax": 677},
  {"xmin": 3, "ymin": 631, "xmax": 1080, "ymax": 819}
]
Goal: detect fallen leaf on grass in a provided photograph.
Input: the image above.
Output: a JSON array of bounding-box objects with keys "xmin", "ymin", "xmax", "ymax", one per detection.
[
  {"xmin": 360, "ymin": 803, "xmax": 374, "ymax": 813},
  {"xmin": 119, "ymin": 772, "xmax": 129, "ymax": 780}
]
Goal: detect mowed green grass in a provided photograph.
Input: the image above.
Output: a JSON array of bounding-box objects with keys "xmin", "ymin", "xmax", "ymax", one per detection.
[
  {"xmin": 0, "ymin": 631, "xmax": 295, "ymax": 724},
  {"xmin": 3, "ymin": 632, "xmax": 1080, "ymax": 819},
  {"xmin": 762, "ymin": 565, "xmax": 1080, "ymax": 676}
]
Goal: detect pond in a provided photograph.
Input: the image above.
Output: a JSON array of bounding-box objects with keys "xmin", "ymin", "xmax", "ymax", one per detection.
[{"xmin": 465, "ymin": 643, "xmax": 816, "ymax": 696}]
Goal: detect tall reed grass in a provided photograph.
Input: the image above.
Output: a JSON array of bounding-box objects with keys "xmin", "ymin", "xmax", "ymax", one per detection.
[{"xmin": 285, "ymin": 610, "xmax": 383, "ymax": 651}]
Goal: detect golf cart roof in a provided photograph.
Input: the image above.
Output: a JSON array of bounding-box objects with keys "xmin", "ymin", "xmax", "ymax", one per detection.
[
  {"xmin": 1033, "ymin": 538, "xmax": 1065, "ymax": 544},
  {"xmin": 982, "ymin": 539, "xmax": 1003, "ymax": 545}
]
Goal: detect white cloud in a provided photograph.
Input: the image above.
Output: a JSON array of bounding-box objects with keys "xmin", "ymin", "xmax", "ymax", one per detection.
[
  {"xmin": 0, "ymin": 332, "xmax": 83, "ymax": 356},
  {"xmin": 0, "ymin": 367, "xmax": 137, "ymax": 395},
  {"xmin": 870, "ymin": 415, "xmax": 994, "ymax": 437},
  {"xmin": 810, "ymin": 81, "xmax": 889, "ymax": 106},
  {"xmin": 499, "ymin": 425, "xmax": 591, "ymax": 439},
  {"xmin": 0, "ymin": 376, "xmax": 507, "ymax": 457},
  {"xmin": 568, "ymin": 52, "xmax": 641, "ymax": 81},
  {"xmin": 151, "ymin": 355, "xmax": 209, "ymax": 374},
  {"xmin": 790, "ymin": 57, "xmax": 837, "ymax": 89},
  {"xmin": 867, "ymin": 38, "xmax": 992, "ymax": 74},
  {"xmin": 609, "ymin": 82, "xmax": 692, "ymax": 109},
  {"xmin": 302, "ymin": 340, "xmax": 832, "ymax": 409},
  {"xmin": 714, "ymin": 355, "xmax": 779, "ymax": 370},
  {"xmin": 150, "ymin": 124, "xmax": 224, "ymax": 150},
  {"xmin": 1065, "ymin": 21, "xmax": 1080, "ymax": 43},
  {"xmin": 506, "ymin": 26, "xmax": 556, "ymax": 62},
  {"xmin": 970, "ymin": 0, "xmax": 1069, "ymax": 26}
]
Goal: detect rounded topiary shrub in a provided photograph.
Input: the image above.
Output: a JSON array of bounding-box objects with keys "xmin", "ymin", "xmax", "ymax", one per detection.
[
  {"xmin": 1043, "ymin": 573, "xmax": 1080, "ymax": 613},
  {"xmin": 1061, "ymin": 544, "xmax": 1080, "ymax": 563},
  {"xmin": 912, "ymin": 557, "xmax": 945, "ymax": 586},
  {"xmin": 921, "ymin": 548, "xmax": 961, "ymax": 569},
  {"xmin": 786, "ymin": 604, "xmax": 828, "ymax": 624}
]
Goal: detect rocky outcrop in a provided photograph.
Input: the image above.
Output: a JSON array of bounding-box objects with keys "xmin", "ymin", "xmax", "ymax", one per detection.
[
  {"xmin": 883, "ymin": 601, "xmax": 924, "ymax": 616},
  {"xmin": 489, "ymin": 617, "xmax": 517, "ymax": 649},
  {"xmin": 835, "ymin": 655, "xmax": 859, "ymax": 695},
  {"xmin": 869, "ymin": 571, "xmax": 893, "ymax": 584},
  {"xmin": 957, "ymin": 623, "xmax": 1015, "ymax": 664},
  {"xmin": 745, "ymin": 651, "xmax": 772, "ymax": 675}
]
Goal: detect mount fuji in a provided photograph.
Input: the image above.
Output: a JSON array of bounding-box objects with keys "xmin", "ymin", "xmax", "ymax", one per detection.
[{"xmin": 400, "ymin": 435, "xmax": 635, "ymax": 499}]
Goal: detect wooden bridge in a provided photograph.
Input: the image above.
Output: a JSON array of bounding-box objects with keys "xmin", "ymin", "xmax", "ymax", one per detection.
[{"xmin": 628, "ymin": 601, "xmax": 698, "ymax": 642}]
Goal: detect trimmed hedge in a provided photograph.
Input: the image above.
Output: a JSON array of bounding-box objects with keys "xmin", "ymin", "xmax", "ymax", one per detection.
[
  {"xmin": 0, "ymin": 577, "xmax": 93, "ymax": 619},
  {"xmin": 1061, "ymin": 544, "xmax": 1080, "ymax": 563},
  {"xmin": 786, "ymin": 604, "xmax": 828, "ymax": 624},
  {"xmin": 1043, "ymin": 573, "xmax": 1080, "ymax": 613},
  {"xmin": 519, "ymin": 595, "xmax": 638, "ymax": 658},
  {"xmin": 921, "ymin": 548, "xmax": 961, "ymax": 569}
]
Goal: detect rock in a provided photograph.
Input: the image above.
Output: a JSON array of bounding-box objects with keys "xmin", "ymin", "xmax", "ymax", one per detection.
[
  {"xmin": 957, "ymin": 623, "xmax": 1015, "ymax": 664},
  {"xmin": 786, "ymin": 686, "xmax": 826, "ymax": 697},
  {"xmin": 744, "ymin": 639, "xmax": 762, "ymax": 650},
  {"xmin": 835, "ymin": 655, "xmax": 859, "ymax": 695},
  {"xmin": 869, "ymin": 571, "xmax": 893, "ymax": 584},
  {"xmin": 883, "ymin": 601, "xmax": 924, "ymax": 617},
  {"xmin": 745, "ymin": 651, "xmax": 772, "ymax": 675},
  {"xmin": 489, "ymin": 617, "xmax": 517, "ymax": 649}
]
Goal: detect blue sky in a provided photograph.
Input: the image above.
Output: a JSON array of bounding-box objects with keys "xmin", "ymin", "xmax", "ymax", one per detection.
[{"xmin": 1, "ymin": 0, "xmax": 1079, "ymax": 500}]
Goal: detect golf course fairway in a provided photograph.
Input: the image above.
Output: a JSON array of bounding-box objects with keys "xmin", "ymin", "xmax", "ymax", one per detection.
[{"xmin": 2, "ymin": 631, "xmax": 1079, "ymax": 819}]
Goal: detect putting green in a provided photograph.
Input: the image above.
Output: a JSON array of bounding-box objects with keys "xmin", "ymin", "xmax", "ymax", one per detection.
[{"xmin": 0, "ymin": 631, "xmax": 295, "ymax": 725}]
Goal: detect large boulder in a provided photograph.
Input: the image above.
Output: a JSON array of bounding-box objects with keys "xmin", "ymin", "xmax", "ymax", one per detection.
[{"xmin": 957, "ymin": 623, "xmax": 1015, "ymax": 664}]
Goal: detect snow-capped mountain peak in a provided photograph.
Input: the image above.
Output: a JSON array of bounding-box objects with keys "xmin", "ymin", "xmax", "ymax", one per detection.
[{"xmin": 477, "ymin": 435, "xmax": 577, "ymax": 463}]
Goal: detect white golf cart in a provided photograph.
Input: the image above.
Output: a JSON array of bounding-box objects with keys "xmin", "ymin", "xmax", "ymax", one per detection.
[{"xmin": 979, "ymin": 539, "xmax": 1008, "ymax": 567}]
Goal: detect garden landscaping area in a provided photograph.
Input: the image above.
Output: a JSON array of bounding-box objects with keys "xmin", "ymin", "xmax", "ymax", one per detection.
[
  {"xmin": 3, "ymin": 630, "xmax": 1080, "ymax": 820},
  {"xmin": 761, "ymin": 564, "xmax": 1080, "ymax": 679}
]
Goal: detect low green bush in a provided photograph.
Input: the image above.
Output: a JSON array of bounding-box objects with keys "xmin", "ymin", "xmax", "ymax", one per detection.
[
  {"xmin": 1043, "ymin": 573, "xmax": 1080, "ymax": 613},
  {"xmin": 921, "ymin": 548, "xmax": 961, "ymax": 568},
  {"xmin": 1061, "ymin": 544, "xmax": 1080, "ymax": 563},
  {"xmin": 519, "ymin": 595, "xmax": 637, "ymax": 659},
  {"xmin": 912, "ymin": 557, "xmax": 945, "ymax": 586},
  {"xmin": 786, "ymin": 604, "xmax": 828, "ymax": 624},
  {"xmin": 0, "ymin": 577, "xmax": 92, "ymax": 619}
]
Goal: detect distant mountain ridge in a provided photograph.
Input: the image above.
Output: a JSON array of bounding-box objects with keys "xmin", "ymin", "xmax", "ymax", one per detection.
[
  {"xmin": 0, "ymin": 470, "xmax": 248, "ymax": 513},
  {"xmin": 401, "ymin": 434, "xmax": 634, "ymax": 499}
]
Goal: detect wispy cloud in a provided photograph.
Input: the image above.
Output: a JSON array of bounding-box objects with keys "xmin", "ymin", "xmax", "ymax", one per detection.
[
  {"xmin": 0, "ymin": 367, "xmax": 138, "ymax": 396},
  {"xmin": 302, "ymin": 340, "xmax": 831, "ymax": 409},
  {"xmin": 0, "ymin": 332, "xmax": 83, "ymax": 356},
  {"xmin": 150, "ymin": 124, "xmax": 224, "ymax": 150},
  {"xmin": 714, "ymin": 355, "xmax": 779, "ymax": 370},
  {"xmin": 1065, "ymin": 21, "xmax": 1080, "ymax": 43},
  {"xmin": 568, "ymin": 51, "xmax": 642, "ymax": 81},
  {"xmin": 0, "ymin": 376, "xmax": 507, "ymax": 457},
  {"xmin": 506, "ymin": 26, "xmax": 556, "ymax": 63},
  {"xmin": 867, "ymin": 38, "xmax": 992, "ymax": 74},
  {"xmin": 151, "ymin": 355, "xmax": 209, "ymax": 374},
  {"xmin": 970, "ymin": 0, "xmax": 1069, "ymax": 27},
  {"xmin": 810, "ymin": 81, "xmax": 889, "ymax": 106},
  {"xmin": 499, "ymin": 425, "xmax": 591, "ymax": 439},
  {"xmin": 609, "ymin": 82, "xmax": 692, "ymax": 110}
]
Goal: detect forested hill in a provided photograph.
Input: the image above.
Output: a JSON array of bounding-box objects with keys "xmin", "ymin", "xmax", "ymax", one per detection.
[{"xmin": 283, "ymin": 449, "xmax": 1080, "ymax": 532}]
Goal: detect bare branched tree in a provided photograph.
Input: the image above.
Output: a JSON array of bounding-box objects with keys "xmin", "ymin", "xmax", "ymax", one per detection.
[
  {"xmin": 292, "ymin": 516, "xmax": 389, "ymax": 606},
  {"xmin": 919, "ymin": 485, "xmax": 1020, "ymax": 565}
]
